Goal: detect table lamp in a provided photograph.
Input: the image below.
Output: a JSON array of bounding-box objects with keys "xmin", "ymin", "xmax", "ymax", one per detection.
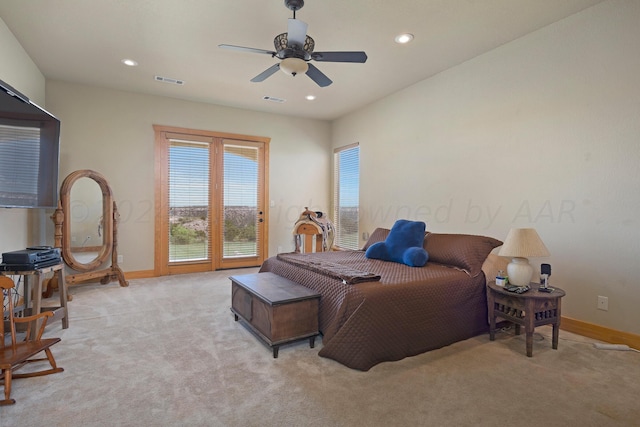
[{"xmin": 498, "ymin": 228, "xmax": 550, "ymax": 287}]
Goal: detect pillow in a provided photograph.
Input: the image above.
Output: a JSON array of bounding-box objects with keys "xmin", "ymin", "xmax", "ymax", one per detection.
[
  {"xmin": 423, "ymin": 233, "xmax": 502, "ymax": 277},
  {"xmin": 361, "ymin": 227, "xmax": 391, "ymax": 251},
  {"xmin": 365, "ymin": 220, "xmax": 429, "ymax": 267}
]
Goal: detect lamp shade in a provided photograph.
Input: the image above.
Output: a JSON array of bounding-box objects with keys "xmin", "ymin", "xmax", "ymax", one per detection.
[
  {"xmin": 498, "ymin": 228, "xmax": 550, "ymax": 258},
  {"xmin": 280, "ymin": 58, "xmax": 308, "ymax": 76},
  {"xmin": 498, "ymin": 228, "xmax": 550, "ymax": 286}
]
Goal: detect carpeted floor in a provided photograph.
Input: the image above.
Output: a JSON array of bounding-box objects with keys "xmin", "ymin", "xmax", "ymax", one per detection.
[{"xmin": 1, "ymin": 268, "xmax": 639, "ymax": 427}]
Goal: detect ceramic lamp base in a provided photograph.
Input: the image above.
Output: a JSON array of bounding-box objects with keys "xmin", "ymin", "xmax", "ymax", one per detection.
[{"xmin": 507, "ymin": 257, "xmax": 533, "ymax": 287}]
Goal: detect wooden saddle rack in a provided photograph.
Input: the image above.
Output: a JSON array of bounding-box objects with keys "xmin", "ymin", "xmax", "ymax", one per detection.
[{"xmin": 292, "ymin": 207, "xmax": 335, "ymax": 253}]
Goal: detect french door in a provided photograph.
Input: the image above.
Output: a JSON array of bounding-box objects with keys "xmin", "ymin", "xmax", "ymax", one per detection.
[{"xmin": 154, "ymin": 125, "xmax": 269, "ymax": 275}]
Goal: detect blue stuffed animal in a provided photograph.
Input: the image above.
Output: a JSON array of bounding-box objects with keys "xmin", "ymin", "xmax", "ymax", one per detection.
[{"xmin": 365, "ymin": 219, "xmax": 429, "ymax": 267}]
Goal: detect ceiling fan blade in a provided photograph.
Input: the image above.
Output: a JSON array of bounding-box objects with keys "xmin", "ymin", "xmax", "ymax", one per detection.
[
  {"xmin": 251, "ymin": 63, "xmax": 280, "ymax": 83},
  {"xmin": 219, "ymin": 44, "xmax": 276, "ymax": 56},
  {"xmin": 311, "ymin": 51, "xmax": 368, "ymax": 63},
  {"xmin": 287, "ymin": 18, "xmax": 308, "ymax": 48},
  {"xmin": 306, "ymin": 63, "xmax": 332, "ymax": 87}
]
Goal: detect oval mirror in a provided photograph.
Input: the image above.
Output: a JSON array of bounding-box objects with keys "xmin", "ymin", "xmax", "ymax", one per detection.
[
  {"xmin": 69, "ymin": 177, "xmax": 103, "ymax": 265},
  {"xmin": 60, "ymin": 170, "xmax": 113, "ymax": 272}
]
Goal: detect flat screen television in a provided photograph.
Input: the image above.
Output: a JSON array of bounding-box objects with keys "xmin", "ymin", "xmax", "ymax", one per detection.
[{"xmin": 0, "ymin": 78, "xmax": 60, "ymax": 209}]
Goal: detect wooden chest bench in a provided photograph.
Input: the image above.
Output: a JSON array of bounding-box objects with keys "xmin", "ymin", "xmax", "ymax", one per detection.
[{"xmin": 230, "ymin": 272, "xmax": 320, "ymax": 358}]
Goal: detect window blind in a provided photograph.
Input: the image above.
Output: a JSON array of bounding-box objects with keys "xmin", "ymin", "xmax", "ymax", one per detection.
[
  {"xmin": 223, "ymin": 143, "xmax": 259, "ymax": 258},
  {"xmin": 333, "ymin": 143, "xmax": 360, "ymax": 250},
  {"xmin": 168, "ymin": 139, "xmax": 210, "ymax": 262}
]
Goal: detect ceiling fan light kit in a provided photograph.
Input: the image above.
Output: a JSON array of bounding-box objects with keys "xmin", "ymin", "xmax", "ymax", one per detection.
[
  {"xmin": 219, "ymin": 0, "xmax": 367, "ymax": 87},
  {"xmin": 280, "ymin": 57, "xmax": 309, "ymax": 76}
]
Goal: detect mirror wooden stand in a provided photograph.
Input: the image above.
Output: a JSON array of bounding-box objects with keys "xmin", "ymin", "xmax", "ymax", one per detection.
[{"xmin": 51, "ymin": 169, "xmax": 128, "ymax": 290}]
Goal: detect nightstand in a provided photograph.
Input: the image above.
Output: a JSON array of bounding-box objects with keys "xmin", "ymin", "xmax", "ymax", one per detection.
[{"xmin": 487, "ymin": 281, "xmax": 566, "ymax": 357}]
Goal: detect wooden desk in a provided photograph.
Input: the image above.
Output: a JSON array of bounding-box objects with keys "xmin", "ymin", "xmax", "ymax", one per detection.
[
  {"xmin": 487, "ymin": 281, "xmax": 565, "ymax": 357},
  {"xmin": 1, "ymin": 263, "xmax": 69, "ymax": 336}
]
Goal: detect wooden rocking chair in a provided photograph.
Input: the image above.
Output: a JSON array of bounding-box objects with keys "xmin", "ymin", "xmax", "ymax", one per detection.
[{"xmin": 1, "ymin": 276, "xmax": 63, "ymax": 405}]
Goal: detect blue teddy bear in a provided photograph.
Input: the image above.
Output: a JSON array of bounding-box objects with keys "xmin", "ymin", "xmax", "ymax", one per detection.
[{"xmin": 365, "ymin": 219, "xmax": 429, "ymax": 267}]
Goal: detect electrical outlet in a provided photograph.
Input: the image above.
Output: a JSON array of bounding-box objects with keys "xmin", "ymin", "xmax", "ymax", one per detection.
[
  {"xmin": 277, "ymin": 246, "xmax": 282, "ymax": 254},
  {"xmin": 117, "ymin": 255, "xmax": 123, "ymax": 263},
  {"xmin": 597, "ymin": 295, "xmax": 608, "ymax": 311}
]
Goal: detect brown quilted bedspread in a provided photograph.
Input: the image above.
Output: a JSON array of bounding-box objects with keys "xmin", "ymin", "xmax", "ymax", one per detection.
[{"xmin": 259, "ymin": 250, "xmax": 489, "ymax": 371}]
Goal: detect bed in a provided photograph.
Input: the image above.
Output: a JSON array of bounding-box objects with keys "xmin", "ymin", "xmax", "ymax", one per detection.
[{"xmin": 258, "ymin": 228, "xmax": 503, "ymax": 371}]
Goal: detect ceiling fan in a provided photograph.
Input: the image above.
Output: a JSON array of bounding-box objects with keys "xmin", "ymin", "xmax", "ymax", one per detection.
[{"xmin": 219, "ymin": 0, "xmax": 367, "ymax": 87}]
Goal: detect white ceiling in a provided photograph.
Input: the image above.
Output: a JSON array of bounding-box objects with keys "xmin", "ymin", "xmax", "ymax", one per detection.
[{"xmin": 0, "ymin": 0, "xmax": 604, "ymax": 121}]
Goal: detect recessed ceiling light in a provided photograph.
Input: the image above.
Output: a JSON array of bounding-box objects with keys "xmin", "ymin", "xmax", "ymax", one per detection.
[
  {"xmin": 306, "ymin": 95, "xmax": 316, "ymax": 101},
  {"xmin": 121, "ymin": 59, "xmax": 138, "ymax": 67},
  {"xmin": 394, "ymin": 33, "xmax": 414, "ymax": 44}
]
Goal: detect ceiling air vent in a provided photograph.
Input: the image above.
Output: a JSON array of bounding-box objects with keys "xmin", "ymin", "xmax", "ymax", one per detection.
[
  {"xmin": 154, "ymin": 76, "xmax": 185, "ymax": 85},
  {"xmin": 263, "ymin": 95, "xmax": 286, "ymax": 103}
]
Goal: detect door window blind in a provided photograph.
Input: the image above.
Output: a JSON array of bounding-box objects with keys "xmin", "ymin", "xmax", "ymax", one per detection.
[
  {"xmin": 168, "ymin": 139, "xmax": 210, "ymax": 262},
  {"xmin": 223, "ymin": 144, "xmax": 259, "ymax": 258}
]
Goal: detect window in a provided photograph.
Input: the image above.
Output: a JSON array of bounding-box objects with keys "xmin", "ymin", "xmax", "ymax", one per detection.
[{"xmin": 333, "ymin": 143, "xmax": 360, "ymax": 250}]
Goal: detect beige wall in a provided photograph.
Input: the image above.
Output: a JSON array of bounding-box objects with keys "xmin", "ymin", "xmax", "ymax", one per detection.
[
  {"xmin": 45, "ymin": 82, "xmax": 331, "ymax": 272},
  {"xmin": 0, "ymin": 18, "xmax": 45, "ymax": 106},
  {"xmin": 3, "ymin": 1, "xmax": 639, "ymax": 337},
  {"xmin": 332, "ymin": 0, "xmax": 640, "ymax": 334},
  {"xmin": 0, "ymin": 17, "xmax": 48, "ymax": 254}
]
